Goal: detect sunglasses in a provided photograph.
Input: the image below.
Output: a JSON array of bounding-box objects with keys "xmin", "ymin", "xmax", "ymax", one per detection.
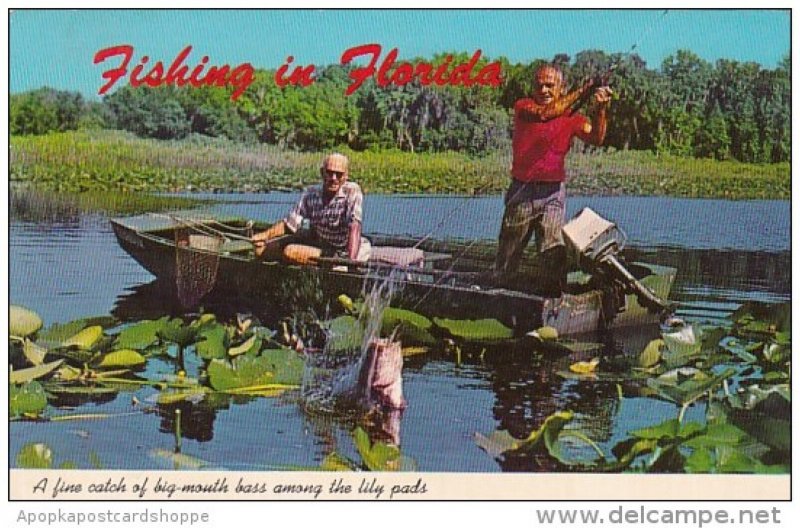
[{"xmin": 324, "ymin": 170, "xmax": 346, "ymax": 178}]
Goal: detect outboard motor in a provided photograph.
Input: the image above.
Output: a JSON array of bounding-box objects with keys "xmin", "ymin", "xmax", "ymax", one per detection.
[{"xmin": 563, "ymin": 208, "xmax": 669, "ymax": 314}]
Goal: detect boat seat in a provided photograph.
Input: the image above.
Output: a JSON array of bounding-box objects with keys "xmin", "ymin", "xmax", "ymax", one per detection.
[{"xmin": 369, "ymin": 246, "xmax": 426, "ymax": 267}]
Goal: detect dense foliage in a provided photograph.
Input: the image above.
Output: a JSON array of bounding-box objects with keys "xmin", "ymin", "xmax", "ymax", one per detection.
[
  {"xmin": 10, "ymin": 50, "xmax": 790, "ymax": 163},
  {"xmin": 10, "ymin": 130, "xmax": 790, "ymax": 199}
]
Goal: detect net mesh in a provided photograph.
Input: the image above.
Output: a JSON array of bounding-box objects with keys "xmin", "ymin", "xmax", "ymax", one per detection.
[{"xmin": 175, "ymin": 227, "xmax": 224, "ymax": 308}]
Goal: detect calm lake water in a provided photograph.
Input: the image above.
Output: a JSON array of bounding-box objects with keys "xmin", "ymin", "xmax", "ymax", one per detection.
[{"xmin": 9, "ymin": 194, "xmax": 791, "ymax": 472}]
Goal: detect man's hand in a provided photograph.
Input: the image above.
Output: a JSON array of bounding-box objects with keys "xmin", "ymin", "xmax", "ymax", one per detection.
[
  {"xmin": 593, "ymin": 86, "xmax": 613, "ymax": 107},
  {"xmin": 251, "ymin": 221, "xmax": 286, "ymax": 257}
]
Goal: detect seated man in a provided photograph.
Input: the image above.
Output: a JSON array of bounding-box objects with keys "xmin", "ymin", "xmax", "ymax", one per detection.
[{"xmin": 252, "ymin": 153, "xmax": 370, "ymax": 265}]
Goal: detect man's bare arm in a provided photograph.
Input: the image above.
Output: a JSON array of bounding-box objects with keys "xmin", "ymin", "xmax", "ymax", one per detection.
[
  {"xmin": 347, "ymin": 221, "xmax": 362, "ymax": 260},
  {"xmin": 516, "ymin": 79, "xmax": 595, "ymax": 121},
  {"xmin": 578, "ymin": 87, "xmax": 612, "ymax": 146}
]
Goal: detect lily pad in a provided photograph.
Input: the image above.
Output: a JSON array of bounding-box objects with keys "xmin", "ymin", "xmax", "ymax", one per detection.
[
  {"xmin": 382, "ymin": 308, "xmax": 436, "ymax": 345},
  {"xmin": 630, "ymin": 419, "xmax": 704, "ymax": 441},
  {"xmin": 113, "ymin": 317, "xmax": 170, "ymax": 350},
  {"xmin": 23, "ymin": 339, "xmax": 48, "ymax": 366},
  {"xmin": 37, "ymin": 316, "xmax": 115, "ymax": 344},
  {"xmin": 62, "ymin": 325, "xmax": 104, "ymax": 350},
  {"xmin": 731, "ymin": 301, "xmax": 791, "ymax": 336},
  {"xmin": 95, "ymin": 349, "xmax": 146, "ymax": 369},
  {"xmin": 321, "ymin": 452, "xmax": 356, "ymax": 471},
  {"xmin": 433, "ymin": 317, "xmax": 513, "ymax": 343},
  {"xmin": 10, "ymin": 359, "xmax": 65, "ymax": 384},
  {"xmin": 638, "ymin": 339, "xmax": 663, "ymax": 368},
  {"xmin": 646, "ymin": 367, "xmax": 736, "ymax": 406},
  {"xmin": 10, "ymin": 305, "xmax": 43, "ymax": 338},
  {"xmin": 16, "ymin": 443, "xmax": 53, "ymax": 469},
  {"xmin": 661, "ymin": 324, "xmax": 703, "ymax": 367},
  {"xmin": 353, "ymin": 427, "xmax": 402, "ymax": 471},
  {"xmin": 10, "ymin": 381, "xmax": 48, "ymax": 417},
  {"xmin": 475, "ymin": 411, "xmax": 577, "ymax": 462},
  {"xmin": 156, "ymin": 387, "xmax": 209, "ymax": 405},
  {"xmin": 532, "ymin": 326, "xmax": 559, "ymax": 341},
  {"xmin": 228, "ymin": 335, "xmax": 261, "ymax": 357},
  {"xmin": 207, "ymin": 349, "xmax": 303, "ymax": 391},
  {"xmin": 325, "ymin": 315, "xmax": 364, "ymax": 354},
  {"xmin": 158, "ymin": 319, "xmax": 199, "ymax": 348},
  {"xmin": 196, "ymin": 324, "xmax": 229, "ymax": 360},
  {"xmin": 569, "ymin": 357, "xmax": 600, "ymax": 374}
]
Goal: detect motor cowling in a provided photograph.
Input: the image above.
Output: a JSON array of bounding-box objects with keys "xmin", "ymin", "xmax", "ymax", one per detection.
[{"xmin": 563, "ymin": 208, "xmax": 669, "ymax": 314}]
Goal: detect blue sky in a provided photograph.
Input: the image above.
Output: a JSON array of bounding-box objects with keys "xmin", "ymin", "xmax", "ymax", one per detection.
[{"xmin": 10, "ymin": 9, "xmax": 790, "ymax": 98}]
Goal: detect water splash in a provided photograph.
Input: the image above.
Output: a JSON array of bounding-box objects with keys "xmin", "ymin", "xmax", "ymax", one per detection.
[{"xmin": 300, "ymin": 272, "xmax": 399, "ymax": 414}]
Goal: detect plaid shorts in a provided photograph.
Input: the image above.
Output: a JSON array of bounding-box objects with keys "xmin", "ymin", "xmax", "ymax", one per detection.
[{"xmin": 495, "ymin": 180, "xmax": 566, "ymax": 275}]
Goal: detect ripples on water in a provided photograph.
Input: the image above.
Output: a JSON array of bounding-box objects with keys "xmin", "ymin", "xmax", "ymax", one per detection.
[{"xmin": 9, "ymin": 193, "xmax": 791, "ymax": 472}]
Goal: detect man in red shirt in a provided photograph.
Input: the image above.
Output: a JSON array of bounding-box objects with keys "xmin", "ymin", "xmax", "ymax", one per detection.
[{"xmin": 493, "ymin": 64, "xmax": 612, "ymax": 295}]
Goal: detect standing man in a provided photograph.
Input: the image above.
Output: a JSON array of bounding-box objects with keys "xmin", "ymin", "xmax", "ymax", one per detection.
[
  {"xmin": 252, "ymin": 153, "xmax": 370, "ymax": 265},
  {"xmin": 493, "ymin": 64, "xmax": 612, "ymax": 295}
]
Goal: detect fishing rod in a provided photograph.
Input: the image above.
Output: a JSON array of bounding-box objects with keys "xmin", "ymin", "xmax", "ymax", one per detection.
[
  {"xmin": 568, "ymin": 9, "xmax": 670, "ymax": 114},
  {"xmin": 411, "ymin": 11, "xmax": 674, "ymax": 310}
]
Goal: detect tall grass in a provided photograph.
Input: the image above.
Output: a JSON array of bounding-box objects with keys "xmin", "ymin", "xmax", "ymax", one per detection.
[{"xmin": 10, "ymin": 130, "xmax": 790, "ymax": 199}]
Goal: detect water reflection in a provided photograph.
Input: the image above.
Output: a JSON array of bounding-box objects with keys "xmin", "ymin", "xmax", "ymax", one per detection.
[{"xmin": 9, "ymin": 193, "xmax": 792, "ymax": 472}]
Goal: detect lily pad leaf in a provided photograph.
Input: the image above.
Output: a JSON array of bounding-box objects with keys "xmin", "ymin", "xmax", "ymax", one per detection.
[
  {"xmin": 684, "ymin": 423, "xmax": 748, "ymax": 450},
  {"xmin": 433, "ymin": 317, "xmax": 513, "ymax": 343},
  {"xmin": 113, "ymin": 317, "xmax": 170, "ymax": 350},
  {"xmin": 196, "ymin": 324, "xmax": 229, "ymax": 360},
  {"xmin": 474, "ymin": 430, "xmax": 519, "ymax": 458},
  {"xmin": 37, "ymin": 316, "xmax": 114, "ymax": 345},
  {"xmin": 638, "ymin": 339, "xmax": 663, "ymax": 368},
  {"xmin": 16, "ymin": 443, "xmax": 53, "ymax": 469},
  {"xmin": 228, "ymin": 335, "xmax": 261, "ymax": 357},
  {"xmin": 10, "ymin": 359, "xmax": 65, "ymax": 384},
  {"xmin": 326, "ymin": 315, "xmax": 364, "ymax": 354},
  {"xmin": 569, "ymin": 357, "xmax": 600, "ymax": 374},
  {"xmin": 382, "ymin": 308, "xmax": 436, "ymax": 346},
  {"xmin": 662, "ymin": 325, "xmax": 703, "ymax": 368},
  {"xmin": 158, "ymin": 319, "xmax": 199, "ymax": 348},
  {"xmin": 156, "ymin": 387, "xmax": 209, "ymax": 405},
  {"xmin": 95, "ymin": 349, "xmax": 146, "ymax": 369},
  {"xmin": 62, "ymin": 325, "xmax": 104, "ymax": 350},
  {"xmin": 476, "ymin": 411, "xmax": 575, "ymax": 459},
  {"xmin": 646, "ymin": 367, "xmax": 735, "ymax": 406},
  {"xmin": 321, "ymin": 452, "xmax": 356, "ymax": 471},
  {"xmin": 353, "ymin": 427, "xmax": 402, "ymax": 471},
  {"xmin": 23, "ymin": 339, "xmax": 48, "ymax": 366},
  {"xmin": 10, "ymin": 305, "xmax": 43, "ymax": 338},
  {"xmin": 630, "ymin": 419, "xmax": 704, "ymax": 440},
  {"xmin": 731, "ymin": 301, "xmax": 790, "ymax": 335},
  {"xmin": 207, "ymin": 350, "xmax": 303, "ymax": 391},
  {"xmin": 10, "ymin": 381, "xmax": 48, "ymax": 417}
]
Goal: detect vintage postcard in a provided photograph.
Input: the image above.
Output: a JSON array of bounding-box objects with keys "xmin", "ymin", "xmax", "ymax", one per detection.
[{"xmin": 6, "ymin": 7, "xmax": 792, "ymax": 505}]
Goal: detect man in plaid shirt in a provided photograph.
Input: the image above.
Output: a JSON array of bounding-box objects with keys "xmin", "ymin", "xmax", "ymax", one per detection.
[{"xmin": 252, "ymin": 153, "xmax": 370, "ymax": 265}]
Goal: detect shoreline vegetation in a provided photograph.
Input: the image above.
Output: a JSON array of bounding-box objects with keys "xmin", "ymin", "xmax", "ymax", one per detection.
[{"xmin": 11, "ymin": 130, "xmax": 790, "ymax": 201}]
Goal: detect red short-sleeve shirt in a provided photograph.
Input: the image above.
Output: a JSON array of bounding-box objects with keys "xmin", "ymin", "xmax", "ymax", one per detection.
[{"xmin": 511, "ymin": 103, "xmax": 588, "ymax": 183}]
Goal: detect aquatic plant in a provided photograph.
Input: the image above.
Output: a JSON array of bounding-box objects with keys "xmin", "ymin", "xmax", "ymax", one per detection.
[
  {"xmin": 10, "ymin": 130, "xmax": 790, "ymax": 199},
  {"xmin": 8, "ymin": 306, "xmax": 303, "ymax": 422},
  {"xmin": 475, "ymin": 301, "xmax": 791, "ymax": 473}
]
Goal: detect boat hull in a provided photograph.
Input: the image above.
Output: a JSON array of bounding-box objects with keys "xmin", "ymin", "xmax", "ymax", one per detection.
[{"xmin": 111, "ymin": 215, "xmax": 675, "ymax": 336}]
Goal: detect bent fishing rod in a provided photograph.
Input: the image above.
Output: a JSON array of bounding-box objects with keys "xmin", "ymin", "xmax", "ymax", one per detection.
[{"xmin": 566, "ymin": 9, "xmax": 670, "ymax": 114}]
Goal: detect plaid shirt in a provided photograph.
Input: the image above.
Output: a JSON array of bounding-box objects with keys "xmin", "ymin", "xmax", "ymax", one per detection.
[{"xmin": 284, "ymin": 181, "xmax": 364, "ymax": 249}]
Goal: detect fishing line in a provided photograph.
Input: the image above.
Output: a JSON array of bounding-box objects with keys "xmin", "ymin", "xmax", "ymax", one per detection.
[{"xmin": 411, "ymin": 10, "xmax": 672, "ymax": 310}]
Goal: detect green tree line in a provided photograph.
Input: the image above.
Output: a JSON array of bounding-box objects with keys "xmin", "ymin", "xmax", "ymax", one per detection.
[{"xmin": 10, "ymin": 49, "xmax": 790, "ymax": 163}]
